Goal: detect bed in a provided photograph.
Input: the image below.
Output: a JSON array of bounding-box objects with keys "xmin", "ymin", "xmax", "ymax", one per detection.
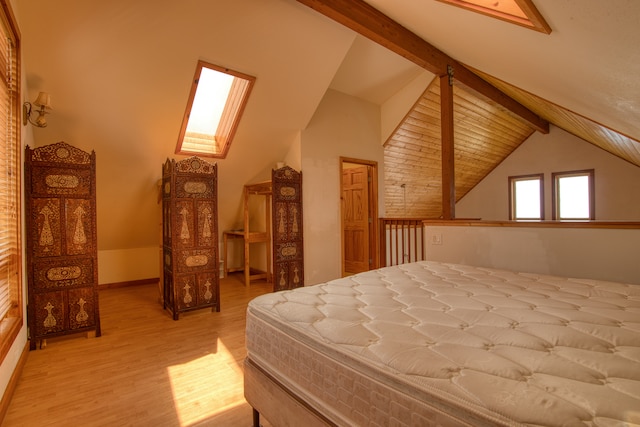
[{"xmin": 244, "ymin": 261, "xmax": 640, "ymax": 426}]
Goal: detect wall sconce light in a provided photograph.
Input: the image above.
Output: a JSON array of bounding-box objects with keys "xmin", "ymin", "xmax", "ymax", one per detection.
[{"xmin": 23, "ymin": 92, "xmax": 52, "ymax": 127}]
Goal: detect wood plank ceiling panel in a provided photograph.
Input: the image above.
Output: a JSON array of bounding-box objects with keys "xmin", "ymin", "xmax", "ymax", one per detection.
[
  {"xmin": 475, "ymin": 70, "xmax": 640, "ymax": 168},
  {"xmin": 384, "ymin": 77, "xmax": 535, "ymax": 218},
  {"xmin": 385, "ymin": 80, "xmax": 443, "ymax": 218}
]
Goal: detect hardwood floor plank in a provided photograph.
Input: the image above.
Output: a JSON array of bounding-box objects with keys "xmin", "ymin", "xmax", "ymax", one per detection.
[{"xmin": 2, "ymin": 274, "xmax": 273, "ymax": 427}]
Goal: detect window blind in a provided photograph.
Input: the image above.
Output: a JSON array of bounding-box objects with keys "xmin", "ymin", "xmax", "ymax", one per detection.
[{"xmin": 0, "ymin": 19, "xmax": 18, "ymax": 322}]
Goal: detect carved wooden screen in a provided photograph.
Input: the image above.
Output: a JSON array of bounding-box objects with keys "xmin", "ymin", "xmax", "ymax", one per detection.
[
  {"xmin": 272, "ymin": 166, "xmax": 303, "ymax": 291},
  {"xmin": 162, "ymin": 156, "xmax": 219, "ymax": 320},
  {"xmin": 25, "ymin": 142, "xmax": 101, "ymax": 350}
]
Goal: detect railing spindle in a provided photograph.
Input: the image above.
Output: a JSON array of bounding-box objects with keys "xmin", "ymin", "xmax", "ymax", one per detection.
[{"xmin": 378, "ymin": 218, "xmax": 426, "ymax": 267}]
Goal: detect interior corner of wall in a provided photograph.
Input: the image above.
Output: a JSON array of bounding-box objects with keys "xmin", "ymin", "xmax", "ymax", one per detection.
[
  {"xmin": 380, "ymin": 70, "xmax": 433, "ymax": 145},
  {"xmin": 284, "ymin": 133, "xmax": 302, "ymax": 171}
]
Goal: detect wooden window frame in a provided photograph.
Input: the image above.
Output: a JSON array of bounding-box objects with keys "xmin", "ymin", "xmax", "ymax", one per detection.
[
  {"xmin": 552, "ymin": 169, "xmax": 595, "ymax": 221},
  {"xmin": 509, "ymin": 173, "xmax": 544, "ymax": 220},
  {"xmin": 176, "ymin": 60, "xmax": 255, "ymax": 159},
  {"xmin": 0, "ymin": 0, "xmax": 22, "ymax": 365},
  {"xmin": 435, "ymin": 0, "xmax": 552, "ymax": 34}
]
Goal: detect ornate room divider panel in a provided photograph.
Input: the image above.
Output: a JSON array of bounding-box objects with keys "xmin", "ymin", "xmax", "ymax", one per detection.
[
  {"xmin": 272, "ymin": 166, "xmax": 303, "ymax": 291},
  {"xmin": 25, "ymin": 142, "xmax": 101, "ymax": 350},
  {"xmin": 162, "ymin": 156, "xmax": 219, "ymax": 320}
]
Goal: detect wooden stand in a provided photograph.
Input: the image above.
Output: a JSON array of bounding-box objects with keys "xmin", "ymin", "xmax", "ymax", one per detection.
[
  {"xmin": 223, "ymin": 181, "xmax": 272, "ymax": 287},
  {"xmin": 223, "ymin": 167, "xmax": 304, "ymax": 291}
]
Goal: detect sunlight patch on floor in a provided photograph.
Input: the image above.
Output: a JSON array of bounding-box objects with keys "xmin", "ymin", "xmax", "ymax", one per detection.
[{"xmin": 167, "ymin": 338, "xmax": 245, "ymax": 426}]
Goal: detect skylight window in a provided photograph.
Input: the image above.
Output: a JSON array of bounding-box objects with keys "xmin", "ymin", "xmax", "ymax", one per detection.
[
  {"xmin": 436, "ymin": 0, "xmax": 551, "ymax": 34},
  {"xmin": 176, "ymin": 61, "xmax": 255, "ymax": 158}
]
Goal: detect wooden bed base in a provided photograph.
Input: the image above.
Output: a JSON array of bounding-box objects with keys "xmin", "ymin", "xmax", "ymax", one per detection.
[{"xmin": 244, "ymin": 357, "xmax": 338, "ymax": 427}]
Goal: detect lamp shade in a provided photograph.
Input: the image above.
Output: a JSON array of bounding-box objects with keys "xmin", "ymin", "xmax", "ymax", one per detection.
[{"xmin": 34, "ymin": 92, "xmax": 52, "ymax": 110}]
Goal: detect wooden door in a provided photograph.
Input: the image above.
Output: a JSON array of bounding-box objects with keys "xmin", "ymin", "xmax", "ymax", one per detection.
[{"xmin": 342, "ymin": 166, "xmax": 370, "ymax": 274}]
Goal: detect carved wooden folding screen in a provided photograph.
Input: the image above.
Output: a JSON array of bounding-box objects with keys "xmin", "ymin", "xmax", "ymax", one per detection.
[
  {"xmin": 25, "ymin": 142, "xmax": 101, "ymax": 350},
  {"xmin": 162, "ymin": 156, "xmax": 219, "ymax": 320},
  {"xmin": 272, "ymin": 166, "xmax": 303, "ymax": 291}
]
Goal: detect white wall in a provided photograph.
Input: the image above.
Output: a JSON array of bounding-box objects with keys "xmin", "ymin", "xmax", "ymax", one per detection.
[
  {"xmin": 456, "ymin": 126, "xmax": 640, "ymax": 221},
  {"xmin": 282, "ymin": 132, "xmax": 302, "ymax": 172},
  {"xmin": 97, "ymin": 247, "xmax": 160, "ymax": 285},
  {"xmin": 99, "ymin": 135, "xmax": 303, "ymax": 286},
  {"xmin": 301, "ymin": 89, "xmax": 384, "ymax": 285},
  {"xmin": 424, "ymin": 224, "xmax": 640, "ymax": 285},
  {"xmin": 447, "ymin": 126, "xmax": 640, "ymax": 285}
]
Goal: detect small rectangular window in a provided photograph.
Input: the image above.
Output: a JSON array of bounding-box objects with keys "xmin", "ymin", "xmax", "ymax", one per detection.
[
  {"xmin": 552, "ymin": 169, "xmax": 595, "ymax": 220},
  {"xmin": 509, "ymin": 174, "xmax": 543, "ymax": 220}
]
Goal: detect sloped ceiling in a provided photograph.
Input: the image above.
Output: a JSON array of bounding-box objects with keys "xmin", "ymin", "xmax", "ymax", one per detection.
[
  {"xmin": 384, "ymin": 78, "xmax": 535, "ymax": 218},
  {"xmin": 316, "ymin": 0, "xmax": 640, "ymax": 218},
  {"xmin": 329, "ymin": 35, "xmax": 424, "ymax": 105},
  {"xmin": 476, "ymin": 69, "xmax": 640, "ymax": 168},
  {"xmin": 16, "ymin": 0, "xmax": 640, "ymax": 251},
  {"xmin": 17, "ymin": 0, "xmax": 357, "ymax": 250},
  {"xmin": 362, "ymin": 0, "xmax": 640, "ymax": 140}
]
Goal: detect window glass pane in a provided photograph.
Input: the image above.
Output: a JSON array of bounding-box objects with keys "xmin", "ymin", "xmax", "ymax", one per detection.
[
  {"xmin": 558, "ymin": 175, "xmax": 589, "ymax": 219},
  {"xmin": 513, "ymin": 178, "xmax": 541, "ymax": 219},
  {"xmin": 186, "ymin": 67, "xmax": 234, "ymax": 137}
]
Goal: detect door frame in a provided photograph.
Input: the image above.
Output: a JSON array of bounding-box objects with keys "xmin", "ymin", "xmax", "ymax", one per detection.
[{"xmin": 340, "ymin": 157, "xmax": 379, "ymax": 276}]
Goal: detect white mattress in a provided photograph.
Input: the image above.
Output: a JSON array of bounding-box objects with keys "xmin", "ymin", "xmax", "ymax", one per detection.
[{"xmin": 245, "ymin": 261, "xmax": 640, "ymax": 426}]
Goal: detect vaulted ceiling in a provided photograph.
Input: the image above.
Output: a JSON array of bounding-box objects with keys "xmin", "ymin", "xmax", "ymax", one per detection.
[
  {"xmin": 16, "ymin": 0, "xmax": 640, "ymax": 248},
  {"xmin": 384, "ymin": 78, "xmax": 536, "ymax": 217},
  {"xmin": 313, "ymin": 0, "xmax": 640, "ymax": 218},
  {"xmin": 335, "ymin": 0, "xmax": 640, "ymax": 141}
]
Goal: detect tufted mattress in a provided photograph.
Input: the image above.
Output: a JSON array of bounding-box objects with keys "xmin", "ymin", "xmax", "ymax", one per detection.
[{"xmin": 244, "ymin": 261, "xmax": 640, "ymax": 426}]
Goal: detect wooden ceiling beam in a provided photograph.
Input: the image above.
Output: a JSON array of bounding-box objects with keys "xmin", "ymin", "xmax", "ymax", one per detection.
[
  {"xmin": 296, "ymin": 0, "xmax": 550, "ymax": 134},
  {"xmin": 440, "ymin": 73, "xmax": 456, "ymax": 219}
]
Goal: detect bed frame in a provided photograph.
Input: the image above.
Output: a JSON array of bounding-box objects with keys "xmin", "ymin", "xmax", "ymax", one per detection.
[{"xmin": 245, "ymin": 358, "xmax": 337, "ymax": 427}]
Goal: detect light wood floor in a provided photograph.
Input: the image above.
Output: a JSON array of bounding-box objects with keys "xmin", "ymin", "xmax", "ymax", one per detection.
[{"xmin": 3, "ymin": 274, "xmax": 274, "ymax": 427}]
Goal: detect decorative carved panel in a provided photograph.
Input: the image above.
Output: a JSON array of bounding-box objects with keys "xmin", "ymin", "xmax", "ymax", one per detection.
[
  {"xmin": 272, "ymin": 166, "xmax": 303, "ymax": 291},
  {"xmin": 25, "ymin": 142, "xmax": 101, "ymax": 350},
  {"xmin": 162, "ymin": 156, "xmax": 219, "ymax": 319}
]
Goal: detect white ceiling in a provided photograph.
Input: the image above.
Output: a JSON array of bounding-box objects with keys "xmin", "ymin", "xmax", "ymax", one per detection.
[
  {"xmin": 329, "ymin": 35, "xmax": 424, "ymax": 105},
  {"xmin": 15, "ymin": 0, "xmax": 640, "ymax": 251},
  {"xmin": 362, "ymin": 0, "xmax": 640, "ymax": 140}
]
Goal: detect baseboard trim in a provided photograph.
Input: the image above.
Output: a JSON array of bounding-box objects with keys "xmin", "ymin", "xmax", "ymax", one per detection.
[
  {"xmin": 0, "ymin": 340, "xmax": 29, "ymax": 424},
  {"xmin": 98, "ymin": 277, "xmax": 159, "ymax": 290}
]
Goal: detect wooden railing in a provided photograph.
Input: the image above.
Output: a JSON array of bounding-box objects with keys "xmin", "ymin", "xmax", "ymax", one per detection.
[{"xmin": 379, "ymin": 218, "xmax": 425, "ymax": 267}]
